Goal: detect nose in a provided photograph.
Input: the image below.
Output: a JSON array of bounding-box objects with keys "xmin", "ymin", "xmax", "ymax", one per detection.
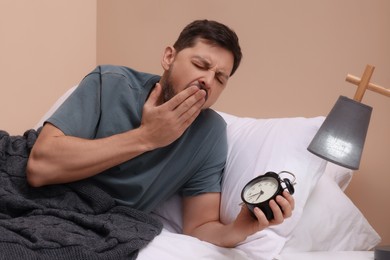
[{"xmin": 199, "ymin": 70, "xmax": 214, "ymax": 90}]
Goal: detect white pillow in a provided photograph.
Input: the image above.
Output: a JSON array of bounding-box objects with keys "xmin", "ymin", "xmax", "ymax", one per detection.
[
  {"xmin": 217, "ymin": 112, "xmax": 327, "ymax": 259},
  {"xmin": 152, "ymin": 194, "xmax": 183, "ymax": 233},
  {"xmin": 281, "ymin": 174, "xmax": 381, "ymax": 252},
  {"xmin": 323, "ymin": 162, "xmax": 353, "ymax": 191},
  {"xmin": 34, "ymin": 85, "xmax": 78, "ymax": 129}
]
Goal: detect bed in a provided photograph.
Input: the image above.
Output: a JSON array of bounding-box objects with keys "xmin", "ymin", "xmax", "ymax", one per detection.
[{"xmin": 34, "ymin": 86, "xmax": 380, "ymax": 259}]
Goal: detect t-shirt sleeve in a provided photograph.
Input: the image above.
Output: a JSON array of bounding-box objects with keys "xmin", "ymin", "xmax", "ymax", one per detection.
[
  {"xmin": 45, "ymin": 69, "xmax": 102, "ymax": 138},
  {"xmin": 180, "ymin": 117, "xmax": 228, "ymax": 197}
]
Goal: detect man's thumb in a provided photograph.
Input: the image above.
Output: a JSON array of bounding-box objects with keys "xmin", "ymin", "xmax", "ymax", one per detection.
[{"xmin": 146, "ymin": 83, "xmax": 162, "ymax": 106}]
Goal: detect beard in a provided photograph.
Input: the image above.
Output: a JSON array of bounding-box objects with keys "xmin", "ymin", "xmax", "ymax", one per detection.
[{"xmin": 160, "ymin": 70, "xmax": 176, "ymax": 103}]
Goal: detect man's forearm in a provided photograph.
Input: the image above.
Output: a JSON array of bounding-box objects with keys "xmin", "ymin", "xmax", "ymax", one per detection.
[
  {"xmin": 26, "ymin": 124, "xmax": 152, "ymax": 187},
  {"xmin": 185, "ymin": 220, "xmax": 248, "ymax": 248}
]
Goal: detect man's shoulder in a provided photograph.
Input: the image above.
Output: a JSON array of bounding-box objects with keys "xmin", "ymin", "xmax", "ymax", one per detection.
[
  {"xmin": 193, "ymin": 109, "xmax": 227, "ymax": 134},
  {"xmin": 201, "ymin": 109, "xmax": 226, "ymax": 124},
  {"xmin": 96, "ymin": 65, "xmax": 160, "ymax": 86}
]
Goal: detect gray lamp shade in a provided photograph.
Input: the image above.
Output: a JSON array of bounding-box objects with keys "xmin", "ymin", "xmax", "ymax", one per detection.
[{"xmin": 307, "ymin": 96, "xmax": 372, "ymax": 170}]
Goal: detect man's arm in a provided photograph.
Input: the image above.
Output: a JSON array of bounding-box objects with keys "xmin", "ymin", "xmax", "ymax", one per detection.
[
  {"xmin": 182, "ymin": 191, "xmax": 294, "ymax": 247},
  {"xmin": 27, "ymin": 84, "xmax": 207, "ymax": 187}
]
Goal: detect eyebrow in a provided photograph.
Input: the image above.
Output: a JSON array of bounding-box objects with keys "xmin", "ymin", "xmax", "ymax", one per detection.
[{"xmin": 193, "ymin": 55, "xmax": 229, "ymax": 81}]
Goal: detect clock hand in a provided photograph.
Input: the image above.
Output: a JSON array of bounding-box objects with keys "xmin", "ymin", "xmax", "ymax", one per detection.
[
  {"xmin": 248, "ymin": 192, "xmax": 261, "ymax": 198},
  {"xmin": 256, "ymin": 190, "xmax": 264, "ymax": 201}
]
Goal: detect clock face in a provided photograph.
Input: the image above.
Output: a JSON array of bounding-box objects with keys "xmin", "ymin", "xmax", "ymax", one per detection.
[{"xmin": 243, "ymin": 176, "xmax": 279, "ymax": 204}]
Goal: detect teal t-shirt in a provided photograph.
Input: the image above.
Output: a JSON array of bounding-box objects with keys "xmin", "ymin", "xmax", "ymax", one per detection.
[{"xmin": 46, "ymin": 65, "xmax": 227, "ymax": 212}]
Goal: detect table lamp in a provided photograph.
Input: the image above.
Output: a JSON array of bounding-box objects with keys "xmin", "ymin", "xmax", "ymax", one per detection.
[{"xmin": 307, "ymin": 64, "xmax": 390, "ymax": 170}]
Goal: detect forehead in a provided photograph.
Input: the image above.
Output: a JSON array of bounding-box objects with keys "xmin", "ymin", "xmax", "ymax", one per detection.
[{"xmin": 176, "ymin": 40, "xmax": 234, "ymax": 75}]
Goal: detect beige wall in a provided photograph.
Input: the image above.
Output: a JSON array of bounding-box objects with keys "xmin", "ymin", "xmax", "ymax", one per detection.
[
  {"xmin": 0, "ymin": 0, "xmax": 97, "ymax": 134},
  {"xmin": 1, "ymin": 0, "xmax": 389, "ymax": 246}
]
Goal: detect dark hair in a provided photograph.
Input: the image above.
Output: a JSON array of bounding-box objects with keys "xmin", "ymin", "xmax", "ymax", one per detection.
[{"xmin": 173, "ymin": 19, "xmax": 242, "ymax": 76}]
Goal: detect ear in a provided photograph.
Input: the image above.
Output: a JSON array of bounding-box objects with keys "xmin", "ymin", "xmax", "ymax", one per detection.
[{"xmin": 161, "ymin": 46, "xmax": 176, "ymax": 71}]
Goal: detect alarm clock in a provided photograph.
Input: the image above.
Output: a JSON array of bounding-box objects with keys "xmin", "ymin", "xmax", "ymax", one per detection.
[{"xmin": 241, "ymin": 171, "xmax": 295, "ymax": 220}]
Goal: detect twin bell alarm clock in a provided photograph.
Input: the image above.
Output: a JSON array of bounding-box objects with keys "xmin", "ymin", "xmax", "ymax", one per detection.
[{"xmin": 241, "ymin": 171, "xmax": 295, "ymax": 220}]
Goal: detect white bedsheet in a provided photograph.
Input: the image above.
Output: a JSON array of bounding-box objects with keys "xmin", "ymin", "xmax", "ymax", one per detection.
[
  {"xmin": 137, "ymin": 229, "xmax": 249, "ymax": 260},
  {"xmin": 275, "ymin": 251, "xmax": 374, "ymax": 260},
  {"xmin": 137, "ymin": 229, "xmax": 374, "ymax": 260}
]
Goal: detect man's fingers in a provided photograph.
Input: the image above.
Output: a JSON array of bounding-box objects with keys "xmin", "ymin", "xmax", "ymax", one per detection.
[
  {"xmin": 176, "ymin": 89, "xmax": 206, "ymax": 121},
  {"xmin": 274, "ymin": 193, "xmax": 293, "ymax": 219},
  {"xmin": 269, "ymin": 200, "xmax": 284, "ymax": 224},
  {"xmin": 164, "ymin": 85, "xmax": 206, "ymax": 112},
  {"xmin": 253, "ymin": 207, "xmax": 268, "ymax": 224},
  {"xmin": 159, "ymin": 86, "xmax": 206, "ymax": 129},
  {"xmin": 182, "ymin": 91, "xmax": 206, "ymax": 116},
  {"xmin": 146, "ymin": 83, "xmax": 162, "ymax": 106},
  {"xmin": 282, "ymin": 190, "xmax": 295, "ymax": 211}
]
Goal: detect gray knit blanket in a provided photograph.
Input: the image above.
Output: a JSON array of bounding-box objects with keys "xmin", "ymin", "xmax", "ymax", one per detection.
[{"xmin": 0, "ymin": 129, "xmax": 162, "ymax": 260}]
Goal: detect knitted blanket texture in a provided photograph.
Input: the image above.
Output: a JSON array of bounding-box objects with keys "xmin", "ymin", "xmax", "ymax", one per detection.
[{"xmin": 0, "ymin": 129, "xmax": 162, "ymax": 260}]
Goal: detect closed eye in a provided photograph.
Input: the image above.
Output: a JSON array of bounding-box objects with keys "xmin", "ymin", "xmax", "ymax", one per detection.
[
  {"xmin": 192, "ymin": 56, "xmax": 229, "ymax": 85},
  {"xmin": 216, "ymin": 72, "xmax": 228, "ymax": 85},
  {"xmin": 193, "ymin": 61, "xmax": 208, "ymax": 70},
  {"xmin": 216, "ymin": 76, "xmax": 224, "ymax": 85}
]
